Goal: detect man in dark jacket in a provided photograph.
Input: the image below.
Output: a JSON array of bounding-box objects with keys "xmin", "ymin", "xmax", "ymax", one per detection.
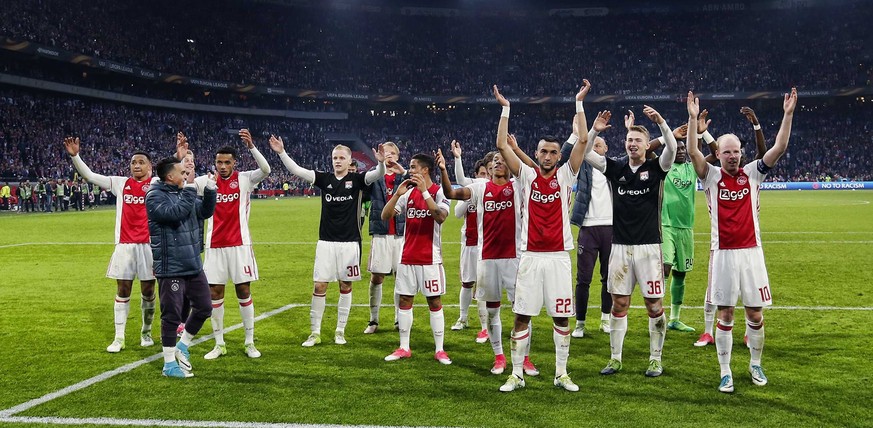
[{"xmin": 146, "ymin": 156, "xmax": 216, "ymax": 378}]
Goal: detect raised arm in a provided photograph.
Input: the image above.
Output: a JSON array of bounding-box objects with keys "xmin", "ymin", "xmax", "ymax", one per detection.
[
  {"xmin": 741, "ymin": 107, "xmax": 768, "ymax": 160},
  {"xmin": 568, "ymin": 80, "xmax": 593, "ymax": 174},
  {"xmin": 686, "ymin": 92, "xmax": 709, "ymax": 179},
  {"xmin": 451, "ymin": 140, "xmax": 474, "ymax": 186},
  {"xmin": 641, "ymin": 105, "xmax": 676, "ymax": 172},
  {"xmin": 507, "ymin": 134, "xmax": 537, "ymax": 169},
  {"xmin": 239, "ymin": 129, "xmax": 271, "ymax": 181},
  {"xmin": 647, "ymin": 124, "xmax": 688, "ymax": 154},
  {"xmin": 381, "ymin": 179, "xmax": 411, "ymax": 221},
  {"xmin": 438, "ymin": 148, "xmax": 471, "ymax": 201},
  {"xmin": 64, "ymin": 137, "xmax": 112, "ymax": 190},
  {"xmin": 762, "ymin": 88, "xmax": 797, "ymax": 168},
  {"xmin": 269, "ymin": 135, "xmax": 316, "ymax": 184},
  {"xmin": 582, "ymin": 111, "xmax": 612, "ymax": 173},
  {"xmin": 493, "ymin": 85, "xmax": 522, "ymax": 177},
  {"xmin": 364, "ymin": 144, "xmax": 387, "ymax": 185}
]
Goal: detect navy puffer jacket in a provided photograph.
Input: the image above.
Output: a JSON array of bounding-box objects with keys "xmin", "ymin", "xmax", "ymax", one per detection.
[{"xmin": 146, "ymin": 181, "xmax": 216, "ymax": 278}]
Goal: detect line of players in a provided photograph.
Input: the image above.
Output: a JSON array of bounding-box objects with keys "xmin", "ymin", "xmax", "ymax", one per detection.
[{"xmin": 65, "ymin": 80, "xmax": 797, "ymax": 393}]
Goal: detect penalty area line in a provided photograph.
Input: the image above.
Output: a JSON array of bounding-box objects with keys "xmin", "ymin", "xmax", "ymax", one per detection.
[{"xmin": 0, "ymin": 416, "xmax": 442, "ymax": 428}]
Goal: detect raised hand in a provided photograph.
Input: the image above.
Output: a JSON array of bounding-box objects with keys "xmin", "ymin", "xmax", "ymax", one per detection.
[
  {"xmin": 63, "ymin": 136, "xmax": 80, "ymax": 157},
  {"xmin": 450, "ymin": 140, "xmax": 462, "ymax": 158},
  {"xmin": 436, "ymin": 148, "xmax": 447, "ymax": 170},
  {"xmin": 673, "ymin": 124, "xmax": 689, "ymax": 140},
  {"xmin": 686, "ymin": 91, "xmax": 700, "ymax": 118},
  {"xmin": 624, "ymin": 110, "xmax": 635, "ymax": 130},
  {"xmin": 176, "ymin": 132, "xmax": 188, "ymax": 160},
  {"xmin": 507, "ymin": 133, "xmax": 519, "ymax": 149},
  {"xmin": 740, "ymin": 106, "xmax": 759, "ymax": 125},
  {"xmin": 593, "ymin": 111, "xmax": 612, "ymax": 132},
  {"xmin": 239, "ymin": 128, "xmax": 254, "ymax": 149},
  {"xmin": 493, "ymin": 85, "xmax": 510, "ymax": 107},
  {"xmin": 642, "ymin": 105, "xmax": 665, "ymax": 124},
  {"xmin": 373, "ymin": 143, "xmax": 386, "ymax": 163},
  {"xmin": 268, "ymin": 135, "xmax": 285, "ymax": 154},
  {"xmin": 575, "ymin": 79, "xmax": 591, "ymax": 101},
  {"xmin": 783, "ymin": 87, "xmax": 798, "ymax": 115},
  {"xmin": 697, "ymin": 109, "xmax": 711, "ymax": 134}
]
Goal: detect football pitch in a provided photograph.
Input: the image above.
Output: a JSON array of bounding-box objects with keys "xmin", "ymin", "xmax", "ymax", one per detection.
[{"xmin": 1, "ymin": 191, "xmax": 871, "ymax": 428}]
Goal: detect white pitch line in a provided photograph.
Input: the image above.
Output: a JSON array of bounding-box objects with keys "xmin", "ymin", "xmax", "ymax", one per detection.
[
  {"xmin": 0, "ymin": 416, "xmax": 440, "ymax": 428},
  {"xmin": 0, "ymin": 303, "xmax": 305, "ymax": 418}
]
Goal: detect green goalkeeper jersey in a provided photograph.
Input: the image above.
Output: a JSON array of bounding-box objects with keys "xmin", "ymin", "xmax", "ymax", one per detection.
[{"xmin": 662, "ymin": 162, "xmax": 697, "ymax": 229}]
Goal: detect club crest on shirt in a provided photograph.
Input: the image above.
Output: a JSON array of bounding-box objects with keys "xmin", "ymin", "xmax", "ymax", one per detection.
[
  {"xmin": 640, "ymin": 171, "xmax": 649, "ymax": 181},
  {"xmin": 502, "ymin": 187, "xmax": 513, "ymax": 196},
  {"xmin": 229, "ymin": 181, "xmax": 239, "ymax": 189},
  {"xmin": 737, "ymin": 176, "xmax": 748, "ymax": 186},
  {"xmin": 549, "ymin": 179, "xmax": 558, "ymax": 189},
  {"xmin": 141, "ymin": 184, "xmax": 150, "ymax": 192},
  {"xmin": 345, "ymin": 181, "xmax": 353, "ymax": 189}
]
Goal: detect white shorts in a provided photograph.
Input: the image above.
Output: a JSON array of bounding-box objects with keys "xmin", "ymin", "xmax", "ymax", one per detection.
[
  {"xmin": 367, "ymin": 235, "xmax": 402, "ymax": 274},
  {"xmin": 106, "ymin": 243, "xmax": 155, "ymax": 281},
  {"xmin": 314, "ymin": 240, "xmax": 362, "ymax": 282},
  {"xmin": 476, "ymin": 258, "xmax": 518, "ymax": 303},
  {"xmin": 607, "ymin": 243, "xmax": 665, "ymax": 298},
  {"xmin": 707, "ymin": 247, "xmax": 772, "ymax": 308},
  {"xmin": 512, "ymin": 252, "xmax": 574, "ymax": 317},
  {"xmin": 395, "ymin": 264, "xmax": 446, "ymax": 298},
  {"xmin": 204, "ymin": 246, "xmax": 259, "ymax": 285},
  {"xmin": 460, "ymin": 244, "xmax": 479, "ymax": 283}
]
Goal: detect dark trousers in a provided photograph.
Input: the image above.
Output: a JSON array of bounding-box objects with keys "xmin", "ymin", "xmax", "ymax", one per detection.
[
  {"xmin": 575, "ymin": 225, "xmax": 613, "ymax": 321},
  {"xmin": 24, "ymin": 197, "xmax": 35, "ymax": 212},
  {"xmin": 158, "ymin": 271, "xmax": 212, "ymax": 347}
]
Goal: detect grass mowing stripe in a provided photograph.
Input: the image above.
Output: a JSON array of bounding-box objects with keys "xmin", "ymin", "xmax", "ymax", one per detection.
[
  {"xmin": 0, "ymin": 303, "xmax": 305, "ymax": 418},
  {"xmin": 0, "ymin": 416, "xmax": 444, "ymax": 428}
]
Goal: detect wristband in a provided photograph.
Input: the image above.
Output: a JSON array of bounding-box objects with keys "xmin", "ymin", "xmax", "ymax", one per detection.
[
  {"xmin": 422, "ymin": 190, "xmax": 432, "ymax": 200},
  {"xmin": 753, "ymin": 124, "xmax": 762, "ymax": 131},
  {"xmin": 575, "ymin": 101, "xmax": 584, "ymax": 113},
  {"xmin": 566, "ymin": 134, "xmax": 579, "ymax": 145},
  {"xmin": 500, "ymin": 106, "xmax": 510, "ymax": 118},
  {"xmin": 702, "ymin": 131, "xmax": 716, "ymax": 144}
]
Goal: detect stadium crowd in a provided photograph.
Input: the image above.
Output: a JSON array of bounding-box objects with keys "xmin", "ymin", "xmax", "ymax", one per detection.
[
  {"xmin": 2, "ymin": 0, "xmax": 871, "ymax": 96},
  {"xmin": 1, "ymin": 87, "xmax": 871, "ymax": 205}
]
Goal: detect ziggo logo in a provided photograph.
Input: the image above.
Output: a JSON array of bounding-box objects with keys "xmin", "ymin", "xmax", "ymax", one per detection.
[
  {"xmin": 407, "ymin": 208, "xmax": 432, "ymax": 218},
  {"xmin": 123, "ymin": 194, "xmax": 145, "ymax": 204},
  {"xmin": 484, "ymin": 200, "xmax": 513, "ymax": 212},
  {"xmin": 718, "ymin": 188, "xmax": 750, "ymax": 201},
  {"xmin": 530, "ymin": 190, "xmax": 560, "ymax": 204},
  {"xmin": 217, "ymin": 193, "xmax": 241, "ymax": 203}
]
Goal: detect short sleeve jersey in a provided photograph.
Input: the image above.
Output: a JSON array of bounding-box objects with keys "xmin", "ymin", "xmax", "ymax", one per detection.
[
  {"xmin": 314, "ymin": 171, "xmax": 368, "ymax": 242},
  {"xmin": 603, "ymin": 157, "xmax": 669, "ymax": 245},
  {"xmin": 515, "ymin": 163, "xmax": 576, "ymax": 252},
  {"xmin": 662, "ymin": 162, "xmax": 697, "ymax": 229},
  {"xmin": 395, "ymin": 183, "xmax": 450, "ymax": 265},
  {"xmin": 702, "ymin": 160, "xmax": 768, "ymax": 250}
]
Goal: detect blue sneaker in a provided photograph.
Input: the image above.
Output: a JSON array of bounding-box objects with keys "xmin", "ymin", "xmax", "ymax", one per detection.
[
  {"xmin": 175, "ymin": 342, "xmax": 193, "ymax": 372},
  {"xmin": 162, "ymin": 362, "xmax": 193, "ymax": 378},
  {"xmin": 719, "ymin": 374, "xmax": 734, "ymax": 393},
  {"xmin": 749, "ymin": 365, "xmax": 768, "ymax": 386}
]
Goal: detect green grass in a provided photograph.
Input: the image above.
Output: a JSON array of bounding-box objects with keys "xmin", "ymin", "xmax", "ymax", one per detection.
[{"xmin": 1, "ymin": 191, "xmax": 872, "ymax": 427}]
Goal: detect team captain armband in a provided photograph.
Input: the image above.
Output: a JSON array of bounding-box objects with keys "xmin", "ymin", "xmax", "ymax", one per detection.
[{"xmin": 757, "ymin": 160, "xmax": 773, "ymax": 175}]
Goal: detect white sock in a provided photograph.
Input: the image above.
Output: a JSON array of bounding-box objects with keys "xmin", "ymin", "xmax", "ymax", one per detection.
[
  {"xmin": 211, "ymin": 299, "xmax": 225, "ymax": 345},
  {"xmin": 458, "ymin": 286, "xmax": 472, "ymax": 321},
  {"xmin": 487, "ymin": 305, "xmax": 503, "ymax": 356},
  {"xmin": 430, "ymin": 307, "xmax": 445, "ymax": 353},
  {"xmin": 141, "ymin": 295, "xmax": 156, "ymax": 334},
  {"xmin": 393, "ymin": 292, "xmax": 400, "ymax": 324},
  {"xmin": 704, "ymin": 302, "xmax": 715, "ymax": 336},
  {"xmin": 609, "ymin": 313, "xmax": 628, "ymax": 361},
  {"xmin": 477, "ymin": 299, "xmax": 489, "ymax": 331},
  {"xmin": 368, "ymin": 281, "xmax": 382, "ymax": 323},
  {"xmin": 180, "ymin": 331, "xmax": 194, "ymax": 347},
  {"xmin": 716, "ymin": 320, "xmax": 734, "ymax": 377},
  {"xmin": 648, "ymin": 311, "xmax": 666, "ymax": 362},
  {"xmin": 162, "ymin": 346, "xmax": 176, "ymax": 364},
  {"xmin": 553, "ymin": 324, "xmax": 571, "ymax": 377},
  {"xmin": 337, "ymin": 291, "xmax": 352, "ymax": 333},
  {"xmin": 510, "ymin": 329, "xmax": 530, "ymax": 378},
  {"xmin": 114, "ymin": 296, "xmax": 131, "ymax": 339},
  {"xmin": 310, "ymin": 293, "xmax": 326, "ymax": 335},
  {"xmin": 747, "ymin": 319, "xmax": 765, "ymax": 366},
  {"xmin": 398, "ymin": 307, "xmax": 412, "ymax": 350},
  {"xmin": 238, "ymin": 297, "xmax": 255, "ymax": 344}
]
